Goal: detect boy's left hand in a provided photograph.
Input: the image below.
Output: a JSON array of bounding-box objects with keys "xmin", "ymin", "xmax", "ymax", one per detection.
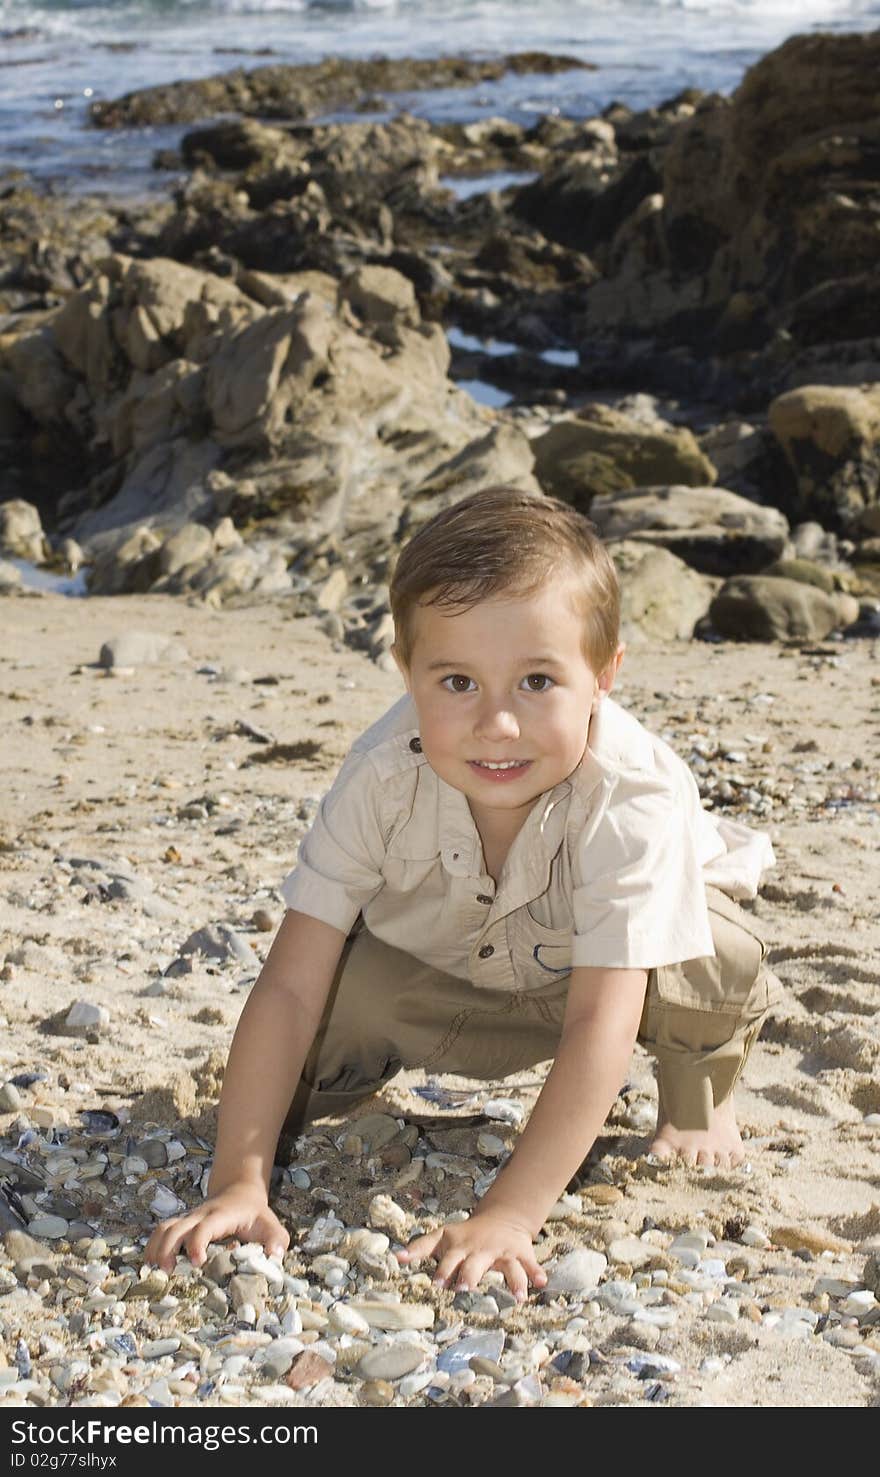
[{"xmin": 395, "ymin": 1207, "xmax": 547, "ymax": 1302}]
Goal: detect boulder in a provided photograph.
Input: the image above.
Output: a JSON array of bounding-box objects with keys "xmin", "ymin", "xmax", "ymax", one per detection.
[
  {"xmin": 610, "ymin": 541, "xmax": 713, "ymax": 641},
  {"xmin": 768, "ymin": 384, "xmax": 880, "ymax": 525},
  {"xmin": 531, "ymin": 407, "xmax": 716, "ymax": 510},
  {"xmin": 590, "ymin": 484, "xmax": 790, "ymax": 575},
  {"xmin": 709, "ymin": 575, "xmax": 860, "ymax": 641},
  {"xmin": 760, "ymin": 558, "xmax": 836, "ymax": 594},
  {"xmin": 0, "ymin": 500, "xmax": 49, "ymax": 563}
]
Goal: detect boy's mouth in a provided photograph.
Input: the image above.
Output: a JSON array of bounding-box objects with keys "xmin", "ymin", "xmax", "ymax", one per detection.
[{"xmin": 468, "ymin": 759, "xmax": 532, "ymax": 780}]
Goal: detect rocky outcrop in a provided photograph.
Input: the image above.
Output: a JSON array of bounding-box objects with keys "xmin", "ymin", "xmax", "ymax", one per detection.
[
  {"xmin": 513, "ymin": 33, "xmax": 880, "ymax": 363},
  {"xmin": 1, "ymin": 252, "xmax": 545, "ymax": 601},
  {"xmin": 89, "ymin": 53, "xmax": 593, "ymax": 129}
]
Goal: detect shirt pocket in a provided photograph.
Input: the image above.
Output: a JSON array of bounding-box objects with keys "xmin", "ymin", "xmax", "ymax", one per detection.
[{"xmin": 513, "ymin": 908, "xmax": 573, "ymax": 985}]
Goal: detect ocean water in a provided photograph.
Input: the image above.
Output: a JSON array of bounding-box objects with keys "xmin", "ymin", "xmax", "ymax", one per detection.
[{"xmin": 1, "ymin": 0, "xmax": 878, "ymax": 190}]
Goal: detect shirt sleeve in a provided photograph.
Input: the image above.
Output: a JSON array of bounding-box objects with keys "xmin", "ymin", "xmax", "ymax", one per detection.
[
  {"xmin": 572, "ymin": 766, "xmax": 716, "ymax": 971},
  {"xmin": 280, "ymin": 750, "xmax": 388, "ymax": 934}
]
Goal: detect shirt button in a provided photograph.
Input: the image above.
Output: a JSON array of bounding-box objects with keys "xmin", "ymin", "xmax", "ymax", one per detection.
[
  {"xmin": 476, "ymin": 894, "xmax": 493, "ymax": 905},
  {"xmin": 478, "ymin": 944, "xmax": 494, "ymax": 959},
  {"xmin": 409, "ymin": 736, "xmax": 422, "ymax": 753}
]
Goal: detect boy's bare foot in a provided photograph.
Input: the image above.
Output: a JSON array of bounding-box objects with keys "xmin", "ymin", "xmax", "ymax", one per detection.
[{"xmin": 649, "ymin": 1092, "xmax": 745, "ymax": 1168}]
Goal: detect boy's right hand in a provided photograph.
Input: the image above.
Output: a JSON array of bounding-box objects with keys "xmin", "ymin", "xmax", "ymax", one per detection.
[{"xmin": 143, "ymin": 1181, "xmax": 290, "ymax": 1272}]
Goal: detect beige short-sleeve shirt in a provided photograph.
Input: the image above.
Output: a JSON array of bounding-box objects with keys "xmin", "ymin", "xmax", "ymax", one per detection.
[{"xmin": 280, "ymin": 694, "xmax": 774, "ymax": 991}]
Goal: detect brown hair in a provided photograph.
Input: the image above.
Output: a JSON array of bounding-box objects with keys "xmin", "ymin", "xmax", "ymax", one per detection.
[{"xmin": 390, "ymin": 485, "xmax": 620, "ymax": 673}]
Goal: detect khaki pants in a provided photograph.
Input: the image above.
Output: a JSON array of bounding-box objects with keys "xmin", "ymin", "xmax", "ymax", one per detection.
[{"xmin": 281, "ymin": 887, "xmax": 780, "ymax": 1144}]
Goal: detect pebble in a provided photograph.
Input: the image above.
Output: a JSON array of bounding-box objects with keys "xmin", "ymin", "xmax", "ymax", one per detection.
[
  {"xmin": 705, "ymin": 1300, "xmax": 740, "ymax": 1324},
  {"xmin": 360, "ymin": 1378, "xmax": 395, "ymax": 1405},
  {"xmin": 347, "ymin": 1300, "xmax": 434, "ymax": 1330},
  {"xmin": 545, "ymin": 1249, "xmax": 608, "ymax": 1295},
  {"xmin": 357, "ymin": 1344, "xmax": 427, "ymax": 1381},
  {"xmin": 98, "ymin": 633, "xmax": 189, "ymax": 669},
  {"xmin": 65, "ymin": 1001, "xmax": 110, "ymax": 1032},
  {"xmin": 328, "ymin": 1302, "xmax": 371, "ymax": 1337},
  {"xmin": 437, "ymin": 1331, "xmax": 505, "ymax": 1374},
  {"xmin": 26, "ymin": 1216, "xmax": 70, "ymax": 1240},
  {"xmin": 607, "ymin": 1236, "xmax": 654, "ymax": 1269}
]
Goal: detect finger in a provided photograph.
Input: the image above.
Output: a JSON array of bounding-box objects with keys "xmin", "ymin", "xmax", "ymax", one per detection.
[
  {"xmin": 395, "ymin": 1231, "xmax": 442, "ymax": 1265},
  {"xmin": 522, "ymin": 1254, "xmax": 547, "ymax": 1289},
  {"xmin": 146, "ymin": 1214, "xmax": 202, "ymax": 1270},
  {"xmin": 254, "ymin": 1212, "xmax": 290, "ymax": 1259},
  {"xmin": 454, "ymin": 1251, "xmax": 494, "ymax": 1292},
  {"xmin": 434, "ymin": 1247, "xmax": 468, "ymax": 1287},
  {"xmin": 498, "ymin": 1257, "xmax": 530, "ymax": 1303}
]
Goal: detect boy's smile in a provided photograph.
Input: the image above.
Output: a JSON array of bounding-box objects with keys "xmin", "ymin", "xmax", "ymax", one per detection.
[{"xmin": 393, "ymin": 579, "xmax": 622, "ymax": 844}]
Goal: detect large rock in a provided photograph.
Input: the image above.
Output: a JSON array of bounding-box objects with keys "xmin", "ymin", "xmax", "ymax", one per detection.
[
  {"xmin": 0, "ymin": 500, "xmax": 49, "ymax": 563},
  {"xmin": 610, "ymin": 541, "xmax": 713, "ymax": 641},
  {"xmin": 530, "ymin": 407, "xmax": 716, "ymax": 510},
  {"xmin": 590, "ymin": 484, "xmax": 790, "ymax": 575},
  {"xmin": 768, "ymin": 384, "xmax": 880, "ymax": 525},
  {"xmin": 709, "ymin": 575, "xmax": 859, "ymax": 641}
]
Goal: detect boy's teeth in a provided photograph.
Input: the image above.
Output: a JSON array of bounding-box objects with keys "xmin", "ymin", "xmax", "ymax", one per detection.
[{"xmin": 475, "ymin": 760, "xmax": 525, "ymax": 770}]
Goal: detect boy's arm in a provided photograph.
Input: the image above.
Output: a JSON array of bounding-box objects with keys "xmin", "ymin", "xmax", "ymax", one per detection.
[
  {"xmin": 396, "ymin": 965, "xmax": 648, "ymax": 1299},
  {"xmin": 145, "ymin": 909, "xmax": 347, "ymax": 1270}
]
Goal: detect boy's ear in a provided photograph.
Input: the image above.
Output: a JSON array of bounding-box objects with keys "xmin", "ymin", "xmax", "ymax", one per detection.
[
  {"xmin": 390, "ymin": 643, "xmax": 411, "ymax": 691},
  {"xmin": 595, "ymin": 642, "xmax": 625, "ymax": 702}
]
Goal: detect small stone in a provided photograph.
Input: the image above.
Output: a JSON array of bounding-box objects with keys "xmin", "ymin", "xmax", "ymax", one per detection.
[
  {"xmin": 840, "ymin": 1290, "xmax": 877, "ymax": 1317},
  {"xmin": 328, "ymin": 1302, "xmax": 371, "ymax": 1337},
  {"xmin": 150, "ymin": 1186, "xmax": 186, "ymax": 1219},
  {"xmin": 142, "ymin": 1338, "xmax": 180, "ymax": 1360},
  {"xmin": 740, "ymin": 1225, "xmax": 771, "ymax": 1249},
  {"xmin": 27, "ymin": 1216, "xmax": 69, "ymax": 1240},
  {"xmin": 772, "ymin": 1226, "xmax": 850, "ymax": 1255},
  {"xmin": 545, "ymin": 1249, "xmax": 607, "ymax": 1295},
  {"xmin": 65, "ymin": 1001, "xmax": 110, "ymax": 1033},
  {"xmin": 357, "ymin": 1344, "xmax": 426, "ymax": 1381},
  {"xmin": 203, "ymin": 1250, "xmax": 236, "ymax": 1284},
  {"xmin": 578, "ymin": 1185, "xmax": 624, "ymax": 1206},
  {"xmin": 252, "ymin": 909, "xmax": 276, "ymax": 933},
  {"xmin": 437, "ymin": 1332, "xmax": 504, "ymax": 1374},
  {"xmin": 368, "ymin": 1194, "xmax": 409, "ymax": 1238},
  {"xmin": 361, "ymin": 1379, "xmax": 395, "ymax": 1406},
  {"xmin": 608, "ymin": 1237, "xmax": 653, "ymax": 1269},
  {"xmin": 706, "ymin": 1300, "xmax": 740, "ymax": 1324},
  {"xmin": 0, "ymin": 1083, "xmax": 23, "ymax": 1111},
  {"xmin": 98, "ymin": 632, "xmax": 188, "ymax": 669},
  {"xmin": 229, "ymin": 1274, "xmax": 267, "ymax": 1311},
  {"xmin": 347, "ymin": 1300, "xmax": 434, "ymax": 1331},
  {"xmin": 286, "ymin": 1351, "xmax": 334, "ymax": 1390}
]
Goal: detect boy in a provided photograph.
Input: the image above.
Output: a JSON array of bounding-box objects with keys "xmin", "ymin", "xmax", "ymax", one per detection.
[{"xmin": 146, "ymin": 486, "xmax": 778, "ymax": 1300}]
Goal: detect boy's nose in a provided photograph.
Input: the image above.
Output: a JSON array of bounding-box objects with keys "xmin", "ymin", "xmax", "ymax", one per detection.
[{"xmin": 473, "ymin": 703, "xmax": 520, "ymax": 741}]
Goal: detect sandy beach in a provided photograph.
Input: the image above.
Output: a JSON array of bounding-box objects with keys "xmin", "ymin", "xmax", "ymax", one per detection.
[{"xmin": 1, "ymin": 588, "xmax": 878, "ymax": 1408}]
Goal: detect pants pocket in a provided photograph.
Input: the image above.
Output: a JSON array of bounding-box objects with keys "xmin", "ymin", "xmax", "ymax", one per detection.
[{"xmin": 651, "ymin": 887, "xmax": 767, "ymax": 1015}]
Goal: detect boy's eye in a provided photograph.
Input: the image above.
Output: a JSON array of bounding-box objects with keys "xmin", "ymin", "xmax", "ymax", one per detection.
[
  {"xmin": 522, "ymin": 673, "xmax": 554, "ymax": 692},
  {"xmin": 441, "ymin": 674, "xmax": 476, "ymax": 693}
]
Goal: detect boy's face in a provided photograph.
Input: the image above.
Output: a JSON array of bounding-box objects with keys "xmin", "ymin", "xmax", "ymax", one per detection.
[{"xmin": 393, "ymin": 578, "xmax": 623, "ymax": 836}]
